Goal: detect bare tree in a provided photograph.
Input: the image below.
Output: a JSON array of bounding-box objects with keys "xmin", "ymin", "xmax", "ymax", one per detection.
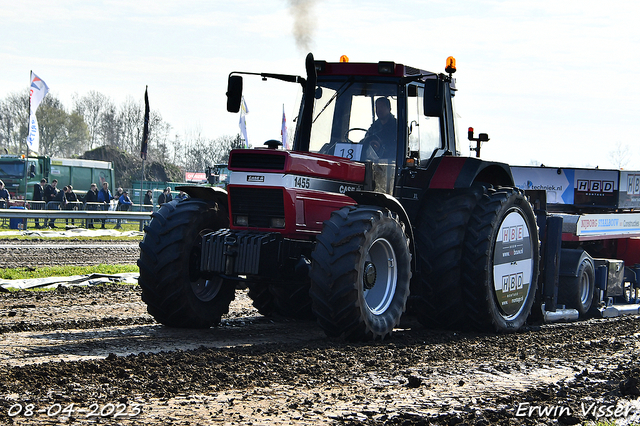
[
  {"xmin": 38, "ymin": 95, "xmax": 69, "ymax": 156},
  {"xmin": 72, "ymin": 91, "xmax": 114, "ymax": 149},
  {"xmin": 0, "ymin": 91, "xmax": 29, "ymax": 154},
  {"xmin": 119, "ymin": 96, "xmax": 142, "ymax": 154},
  {"xmin": 609, "ymin": 141, "xmax": 631, "ymax": 169}
]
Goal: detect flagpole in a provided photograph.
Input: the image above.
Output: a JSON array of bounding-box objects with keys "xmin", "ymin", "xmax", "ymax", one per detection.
[
  {"xmin": 23, "ymin": 71, "xmax": 32, "ymax": 208},
  {"xmin": 140, "ymin": 86, "xmax": 149, "ymax": 211}
]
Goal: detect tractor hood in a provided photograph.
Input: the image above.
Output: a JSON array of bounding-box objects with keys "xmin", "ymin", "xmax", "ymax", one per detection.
[{"xmin": 228, "ymin": 149, "xmax": 366, "ymax": 183}]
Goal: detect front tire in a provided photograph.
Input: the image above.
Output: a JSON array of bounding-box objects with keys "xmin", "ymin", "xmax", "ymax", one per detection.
[
  {"xmin": 309, "ymin": 205, "xmax": 411, "ymax": 340},
  {"xmin": 462, "ymin": 187, "xmax": 540, "ymax": 332},
  {"xmin": 138, "ymin": 199, "xmax": 236, "ymax": 328}
]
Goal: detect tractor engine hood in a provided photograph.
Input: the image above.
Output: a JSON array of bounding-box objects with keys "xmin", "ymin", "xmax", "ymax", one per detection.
[{"xmin": 228, "ymin": 149, "xmax": 366, "ymax": 183}]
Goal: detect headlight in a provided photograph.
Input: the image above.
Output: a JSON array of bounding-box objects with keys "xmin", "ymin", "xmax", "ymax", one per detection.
[
  {"xmin": 270, "ymin": 217, "xmax": 285, "ymax": 229},
  {"xmin": 235, "ymin": 215, "xmax": 248, "ymax": 226}
]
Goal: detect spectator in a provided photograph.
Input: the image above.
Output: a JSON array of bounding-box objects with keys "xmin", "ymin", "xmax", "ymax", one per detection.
[
  {"xmin": 33, "ymin": 178, "xmax": 46, "ymax": 229},
  {"xmin": 97, "ymin": 182, "xmax": 112, "ymax": 229},
  {"xmin": 44, "ymin": 179, "xmax": 58, "ymax": 203},
  {"xmin": 84, "ymin": 183, "xmax": 98, "ymax": 229},
  {"xmin": 49, "ymin": 185, "xmax": 68, "ymax": 228},
  {"xmin": 115, "ymin": 190, "xmax": 132, "ymax": 229},
  {"xmin": 0, "ymin": 180, "xmax": 10, "ymax": 209},
  {"xmin": 175, "ymin": 190, "xmax": 188, "ymax": 201},
  {"xmin": 157, "ymin": 187, "xmax": 173, "ymax": 206},
  {"xmin": 143, "ymin": 189, "xmax": 153, "ymax": 212},
  {"xmin": 64, "ymin": 185, "xmax": 79, "ymax": 226}
]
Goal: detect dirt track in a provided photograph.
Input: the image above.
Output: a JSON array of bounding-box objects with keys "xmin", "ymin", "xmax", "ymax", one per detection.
[{"xmin": 0, "ymin": 240, "xmax": 640, "ymax": 425}]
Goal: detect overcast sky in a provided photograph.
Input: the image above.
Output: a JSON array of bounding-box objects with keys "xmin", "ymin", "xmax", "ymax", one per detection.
[{"xmin": 1, "ymin": 0, "xmax": 639, "ymax": 169}]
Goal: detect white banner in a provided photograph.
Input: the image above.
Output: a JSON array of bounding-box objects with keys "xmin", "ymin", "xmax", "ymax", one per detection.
[
  {"xmin": 27, "ymin": 72, "xmax": 49, "ymax": 152},
  {"xmin": 239, "ymin": 96, "xmax": 249, "ymax": 148}
]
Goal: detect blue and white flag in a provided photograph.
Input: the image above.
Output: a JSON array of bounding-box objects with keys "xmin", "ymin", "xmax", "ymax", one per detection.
[
  {"xmin": 281, "ymin": 104, "xmax": 289, "ymax": 150},
  {"xmin": 27, "ymin": 72, "xmax": 49, "ymax": 152}
]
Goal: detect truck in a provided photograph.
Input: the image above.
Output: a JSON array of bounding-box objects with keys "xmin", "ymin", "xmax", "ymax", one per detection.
[
  {"xmin": 137, "ymin": 54, "xmax": 640, "ymax": 340},
  {"xmin": 0, "ymin": 155, "xmax": 115, "ymax": 201}
]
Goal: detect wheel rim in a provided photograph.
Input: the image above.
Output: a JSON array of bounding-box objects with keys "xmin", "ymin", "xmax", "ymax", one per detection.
[
  {"xmin": 579, "ymin": 269, "xmax": 591, "ymax": 306},
  {"xmin": 189, "ymin": 228, "xmax": 222, "ymax": 302},
  {"xmin": 362, "ymin": 237, "xmax": 397, "ymax": 315},
  {"xmin": 191, "ymin": 277, "xmax": 222, "ymax": 302},
  {"xmin": 492, "ymin": 209, "xmax": 535, "ymax": 319}
]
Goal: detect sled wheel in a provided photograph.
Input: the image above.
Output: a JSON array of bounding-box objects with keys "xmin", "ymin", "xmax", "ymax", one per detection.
[{"xmin": 558, "ymin": 255, "xmax": 595, "ymax": 317}]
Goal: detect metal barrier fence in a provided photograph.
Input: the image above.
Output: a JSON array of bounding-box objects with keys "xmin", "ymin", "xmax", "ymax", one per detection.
[{"xmin": 0, "ymin": 201, "xmax": 153, "ymax": 231}]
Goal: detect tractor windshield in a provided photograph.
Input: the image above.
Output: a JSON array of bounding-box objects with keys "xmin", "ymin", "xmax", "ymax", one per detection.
[{"xmin": 309, "ymin": 79, "xmax": 398, "ymax": 165}]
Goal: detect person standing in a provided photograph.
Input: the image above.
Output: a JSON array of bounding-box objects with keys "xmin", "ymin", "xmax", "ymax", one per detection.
[
  {"xmin": 84, "ymin": 183, "xmax": 98, "ymax": 228},
  {"xmin": 33, "ymin": 178, "xmax": 46, "ymax": 228},
  {"xmin": 97, "ymin": 182, "xmax": 112, "ymax": 229},
  {"xmin": 115, "ymin": 190, "xmax": 132, "ymax": 229},
  {"xmin": 0, "ymin": 180, "xmax": 10, "ymax": 208},
  {"xmin": 44, "ymin": 179, "xmax": 58, "ymax": 203},
  {"xmin": 143, "ymin": 189, "xmax": 153, "ymax": 212},
  {"xmin": 157, "ymin": 187, "xmax": 173, "ymax": 206},
  {"xmin": 49, "ymin": 185, "xmax": 67, "ymax": 228},
  {"xmin": 64, "ymin": 185, "xmax": 79, "ymax": 225}
]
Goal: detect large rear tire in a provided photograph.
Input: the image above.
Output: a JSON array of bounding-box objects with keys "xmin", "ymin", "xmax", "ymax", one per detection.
[
  {"xmin": 309, "ymin": 205, "xmax": 411, "ymax": 340},
  {"xmin": 461, "ymin": 187, "xmax": 540, "ymax": 332},
  {"xmin": 412, "ymin": 187, "xmax": 482, "ymax": 329},
  {"xmin": 138, "ymin": 199, "xmax": 236, "ymax": 328}
]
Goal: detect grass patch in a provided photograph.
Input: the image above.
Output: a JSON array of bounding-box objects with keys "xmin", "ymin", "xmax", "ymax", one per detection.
[{"xmin": 0, "ymin": 264, "xmax": 139, "ymax": 280}]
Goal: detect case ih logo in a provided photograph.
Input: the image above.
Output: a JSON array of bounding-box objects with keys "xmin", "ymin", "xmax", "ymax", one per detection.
[
  {"xmin": 577, "ymin": 180, "xmax": 614, "ymax": 193},
  {"xmin": 246, "ymin": 175, "xmax": 264, "ymax": 182},
  {"xmin": 502, "ymin": 225, "xmax": 523, "ymax": 242}
]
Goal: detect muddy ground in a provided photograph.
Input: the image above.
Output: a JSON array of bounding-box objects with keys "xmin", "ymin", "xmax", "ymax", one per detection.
[{"xmin": 0, "ymin": 239, "xmax": 639, "ymax": 425}]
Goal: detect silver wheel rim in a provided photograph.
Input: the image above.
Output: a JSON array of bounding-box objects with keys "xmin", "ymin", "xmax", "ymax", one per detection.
[
  {"xmin": 579, "ymin": 269, "xmax": 591, "ymax": 306},
  {"xmin": 363, "ymin": 237, "xmax": 397, "ymax": 315},
  {"xmin": 191, "ymin": 278, "xmax": 222, "ymax": 302}
]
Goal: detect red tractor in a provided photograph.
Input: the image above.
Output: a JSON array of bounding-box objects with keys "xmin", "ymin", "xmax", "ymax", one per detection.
[{"xmin": 138, "ymin": 54, "xmax": 540, "ymax": 340}]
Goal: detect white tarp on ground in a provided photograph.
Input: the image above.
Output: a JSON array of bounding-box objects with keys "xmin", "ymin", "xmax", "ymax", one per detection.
[
  {"xmin": 0, "ymin": 272, "xmax": 139, "ymax": 291},
  {"xmin": 1, "ymin": 229, "xmax": 144, "ymax": 238}
]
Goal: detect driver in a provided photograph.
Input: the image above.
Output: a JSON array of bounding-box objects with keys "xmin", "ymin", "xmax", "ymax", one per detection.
[{"xmin": 366, "ymin": 97, "xmax": 397, "ymax": 158}]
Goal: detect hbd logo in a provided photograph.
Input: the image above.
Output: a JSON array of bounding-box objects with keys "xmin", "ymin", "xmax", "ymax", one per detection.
[{"xmin": 577, "ymin": 180, "xmax": 614, "ymax": 193}]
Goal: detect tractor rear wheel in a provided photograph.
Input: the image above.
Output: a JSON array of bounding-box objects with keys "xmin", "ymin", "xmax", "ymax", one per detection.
[
  {"xmin": 309, "ymin": 205, "xmax": 411, "ymax": 340},
  {"xmin": 412, "ymin": 187, "xmax": 481, "ymax": 329},
  {"xmin": 138, "ymin": 199, "xmax": 236, "ymax": 328},
  {"xmin": 461, "ymin": 187, "xmax": 540, "ymax": 332}
]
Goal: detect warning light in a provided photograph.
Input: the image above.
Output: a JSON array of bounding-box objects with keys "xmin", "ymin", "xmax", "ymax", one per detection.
[
  {"xmin": 468, "ymin": 127, "xmax": 474, "ymax": 140},
  {"xmin": 340, "ymin": 55, "xmax": 349, "ymax": 63},
  {"xmin": 445, "ymin": 56, "xmax": 456, "ymax": 74}
]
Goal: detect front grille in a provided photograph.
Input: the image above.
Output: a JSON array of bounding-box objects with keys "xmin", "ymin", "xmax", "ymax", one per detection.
[
  {"xmin": 230, "ymin": 152, "xmax": 286, "ymax": 170},
  {"xmin": 230, "ymin": 187, "xmax": 285, "ymax": 228}
]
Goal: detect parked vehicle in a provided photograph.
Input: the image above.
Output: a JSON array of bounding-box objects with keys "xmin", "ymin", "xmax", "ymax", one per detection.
[{"xmin": 0, "ymin": 155, "xmax": 114, "ymax": 201}]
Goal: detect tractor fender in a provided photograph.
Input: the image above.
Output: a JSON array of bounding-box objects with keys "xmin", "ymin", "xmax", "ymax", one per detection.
[
  {"xmin": 176, "ymin": 185, "xmax": 228, "ymax": 213},
  {"xmin": 427, "ymin": 156, "xmax": 514, "ymax": 189},
  {"xmin": 346, "ymin": 190, "xmax": 416, "ymax": 269}
]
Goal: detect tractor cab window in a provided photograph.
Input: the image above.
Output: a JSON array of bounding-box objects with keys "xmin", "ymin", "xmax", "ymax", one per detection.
[
  {"xmin": 309, "ymin": 80, "xmax": 398, "ymax": 165},
  {"xmin": 407, "ymin": 84, "xmax": 442, "ymax": 166},
  {"xmin": 0, "ymin": 161, "xmax": 25, "ymax": 179}
]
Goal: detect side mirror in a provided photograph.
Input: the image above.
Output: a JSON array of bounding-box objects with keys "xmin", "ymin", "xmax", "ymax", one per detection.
[
  {"xmin": 226, "ymin": 75, "xmax": 243, "ymax": 113},
  {"xmin": 29, "ymin": 164, "xmax": 36, "ymax": 178},
  {"xmin": 423, "ymin": 78, "xmax": 443, "ymax": 117}
]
